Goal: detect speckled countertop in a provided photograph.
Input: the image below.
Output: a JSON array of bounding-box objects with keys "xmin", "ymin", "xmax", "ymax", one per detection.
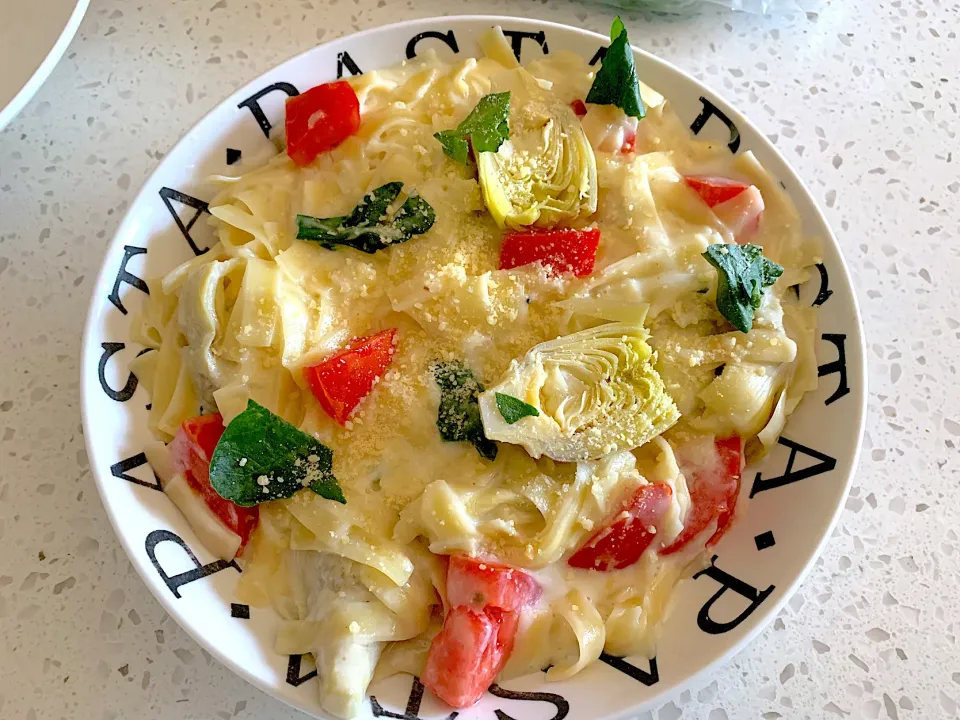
[{"xmin": 0, "ymin": 0, "xmax": 958, "ymax": 718}]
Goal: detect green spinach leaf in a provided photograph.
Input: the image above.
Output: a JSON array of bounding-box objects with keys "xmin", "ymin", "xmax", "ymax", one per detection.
[
  {"xmin": 703, "ymin": 243, "xmax": 784, "ymax": 333},
  {"xmin": 296, "ymin": 181, "xmax": 436, "ymax": 254},
  {"xmin": 210, "ymin": 400, "xmax": 345, "ymax": 507},
  {"xmin": 434, "ymin": 92, "xmax": 511, "ymax": 164},
  {"xmin": 495, "ymin": 392, "xmax": 540, "ymax": 424},
  {"xmin": 585, "ymin": 17, "xmax": 645, "ymax": 120},
  {"xmin": 433, "ymin": 361, "xmax": 498, "ymax": 461}
]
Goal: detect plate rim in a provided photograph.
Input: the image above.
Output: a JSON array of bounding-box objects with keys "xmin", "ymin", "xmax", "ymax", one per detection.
[
  {"xmin": 80, "ymin": 14, "xmax": 868, "ymax": 719},
  {"xmin": 0, "ymin": 0, "xmax": 91, "ymax": 132}
]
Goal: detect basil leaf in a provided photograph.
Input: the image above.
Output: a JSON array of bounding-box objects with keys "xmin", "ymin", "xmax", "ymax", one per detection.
[
  {"xmin": 210, "ymin": 400, "xmax": 345, "ymax": 507},
  {"xmin": 610, "ymin": 16, "xmax": 625, "ymax": 40},
  {"xmin": 433, "ymin": 361, "xmax": 498, "ymax": 461},
  {"xmin": 585, "ymin": 17, "xmax": 645, "ymax": 120},
  {"xmin": 434, "ymin": 130, "xmax": 470, "ymax": 165},
  {"xmin": 344, "ymin": 181, "xmax": 404, "ymax": 227},
  {"xmin": 495, "ymin": 393, "xmax": 540, "ymax": 424},
  {"xmin": 393, "ymin": 193, "xmax": 437, "ymax": 237},
  {"xmin": 703, "ymin": 243, "xmax": 784, "ymax": 333},
  {"xmin": 434, "ymin": 92, "xmax": 511, "ymax": 164},
  {"xmin": 296, "ymin": 182, "xmax": 436, "ymax": 254}
]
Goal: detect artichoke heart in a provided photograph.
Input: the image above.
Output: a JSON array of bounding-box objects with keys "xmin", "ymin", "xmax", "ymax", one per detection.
[
  {"xmin": 478, "ymin": 68, "xmax": 598, "ymax": 229},
  {"xmin": 178, "ymin": 258, "xmax": 243, "ymax": 407},
  {"xmin": 479, "ymin": 322, "xmax": 680, "ymax": 462}
]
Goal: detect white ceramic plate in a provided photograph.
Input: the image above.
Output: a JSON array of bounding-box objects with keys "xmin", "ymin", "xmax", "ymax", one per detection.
[
  {"xmin": 81, "ymin": 16, "xmax": 867, "ymax": 720},
  {"xmin": 0, "ymin": 0, "xmax": 89, "ymax": 131}
]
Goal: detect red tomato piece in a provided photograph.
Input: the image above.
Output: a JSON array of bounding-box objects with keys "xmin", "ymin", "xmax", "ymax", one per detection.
[
  {"xmin": 567, "ymin": 483, "xmax": 673, "ymax": 571},
  {"xmin": 303, "ymin": 328, "xmax": 397, "ymax": 425},
  {"xmin": 620, "ymin": 127, "xmax": 637, "ymax": 154},
  {"xmin": 285, "ymin": 80, "xmax": 361, "ymax": 167},
  {"xmin": 170, "ymin": 414, "xmax": 259, "ymax": 545},
  {"xmin": 570, "ymin": 99, "xmax": 588, "ymax": 117},
  {"xmin": 712, "ymin": 185, "xmax": 765, "ymax": 244},
  {"xmin": 170, "ymin": 413, "xmax": 224, "ymax": 487},
  {"xmin": 499, "ymin": 227, "xmax": 601, "ymax": 278},
  {"xmin": 660, "ymin": 436, "xmax": 744, "ymax": 556},
  {"xmin": 421, "ymin": 606, "xmax": 519, "ymax": 708},
  {"xmin": 684, "ymin": 175, "xmax": 751, "ymax": 207},
  {"xmin": 446, "ymin": 556, "xmax": 541, "ymax": 611}
]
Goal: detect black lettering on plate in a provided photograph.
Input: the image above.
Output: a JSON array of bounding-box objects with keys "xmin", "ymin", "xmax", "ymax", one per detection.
[
  {"xmin": 693, "ymin": 555, "xmax": 775, "ymax": 634},
  {"xmin": 110, "ymin": 452, "xmax": 161, "ymax": 491},
  {"xmin": 337, "ymin": 51, "xmax": 363, "ymax": 79},
  {"xmin": 406, "ymin": 30, "xmax": 459, "ymax": 59},
  {"xmin": 158, "ymin": 187, "xmax": 211, "ymax": 256},
  {"xmin": 98, "ymin": 342, "xmax": 138, "ymax": 402},
  {"xmin": 489, "ymin": 684, "xmax": 568, "ymax": 720},
  {"xmin": 237, "ymin": 82, "xmax": 299, "ymax": 138},
  {"xmin": 589, "ymin": 46, "xmax": 607, "ymax": 66},
  {"xmin": 500, "ymin": 30, "xmax": 549, "ymax": 62},
  {"xmin": 754, "ymin": 531, "xmax": 776, "ymax": 551},
  {"xmin": 370, "ymin": 677, "xmax": 459, "ymax": 719},
  {"xmin": 230, "ymin": 603, "xmax": 250, "ymax": 619},
  {"xmin": 690, "ymin": 96, "xmax": 741, "ymax": 153},
  {"xmin": 813, "ymin": 263, "xmax": 833, "ymax": 306},
  {"xmin": 285, "ymin": 654, "xmax": 317, "ymax": 687},
  {"xmin": 599, "ymin": 653, "xmax": 659, "ymax": 686},
  {"xmin": 226, "ymin": 148, "xmax": 242, "ymax": 165},
  {"xmin": 750, "ymin": 436, "xmax": 838, "ymax": 498},
  {"xmin": 818, "ymin": 333, "xmax": 850, "ymax": 406},
  {"xmin": 144, "ymin": 529, "xmax": 240, "ymax": 599},
  {"xmin": 107, "ymin": 245, "xmax": 149, "ymax": 315}
]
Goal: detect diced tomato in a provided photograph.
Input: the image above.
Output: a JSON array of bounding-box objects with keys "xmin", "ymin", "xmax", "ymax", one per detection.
[
  {"xmin": 684, "ymin": 175, "xmax": 751, "ymax": 207},
  {"xmin": 285, "ymin": 80, "xmax": 361, "ymax": 167},
  {"xmin": 170, "ymin": 414, "xmax": 224, "ymax": 487},
  {"xmin": 303, "ymin": 329, "xmax": 397, "ymax": 425},
  {"xmin": 568, "ymin": 483, "xmax": 674, "ymax": 571},
  {"xmin": 446, "ymin": 555, "xmax": 541, "ymax": 611},
  {"xmin": 660, "ymin": 436, "xmax": 744, "ymax": 555},
  {"xmin": 423, "ymin": 557, "xmax": 540, "ymax": 708},
  {"xmin": 712, "ymin": 185, "xmax": 764, "ymax": 243},
  {"xmin": 499, "ymin": 227, "xmax": 600, "ymax": 278},
  {"xmin": 422, "ymin": 606, "xmax": 518, "ymax": 708},
  {"xmin": 170, "ymin": 414, "xmax": 259, "ymax": 545},
  {"xmin": 493, "ymin": 607, "xmax": 519, "ymax": 656},
  {"xmin": 580, "ymin": 104, "xmax": 639, "ymax": 154},
  {"xmin": 684, "ymin": 176, "xmax": 764, "ymax": 243},
  {"xmin": 570, "ymin": 99, "xmax": 588, "ymax": 117}
]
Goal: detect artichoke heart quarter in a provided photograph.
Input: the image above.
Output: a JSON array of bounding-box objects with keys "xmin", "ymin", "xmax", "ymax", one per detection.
[
  {"xmin": 479, "ymin": 322, "xmax": 680, "ymax": 462},
  {"xmin": 478, "ymin": 68, "xmax": 598, "ymax": 229}
]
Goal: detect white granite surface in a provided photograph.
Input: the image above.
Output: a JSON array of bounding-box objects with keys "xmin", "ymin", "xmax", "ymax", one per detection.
[{"xmin": 1, "ymin": 0, "xmax": 958, "ymax": 718}]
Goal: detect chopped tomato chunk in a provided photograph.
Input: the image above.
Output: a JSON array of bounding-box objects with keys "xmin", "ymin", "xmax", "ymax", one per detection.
[
  {"xmin": 684, "ymin": 176, "xmax": 764, "ymax": 243},
  {"xmin": 570, "ymin": 99, "xmax": 588, "ymax": 117},
  {"xmin": 170, "ymin": 414, "xmax": 258, "ymax": 545},
  {"xmin": 660, "ymin": 436, "xmax": 743, "ymax": 555},
  {"xmin": 580, "ymin": 104, "xmax": 639, "ymax": 154},
  {"xmin": 422, "ymin": 606, "xmax": 518, "ymax": 708},
  {"xmin": 446, "ymin": 555, "xmax": 541, "ymax": 611},
  {"xmin": 684, "ymin": 175, "xmax": 751, "ymax": 207},
  {"xmin": 285, "ymin": 80, "xmax": 361, "ymax": 167},
  {"xmin": 303, "ymin": 329, "xmax": 397, "ymax": 425},
  {"xmin": 568, "ymin": 483, "xmax": 673, "ymax": 571},
  {"xmin": 712, "ymin": 185, "xmax": 764, "ymax": 243},
  {"xmin": 423, "ymin": 557, "xmax": 540, "ymax": 708},
  {"xmin": 499, "ymin": 227, "xmax": 600, "ymax": 278}
]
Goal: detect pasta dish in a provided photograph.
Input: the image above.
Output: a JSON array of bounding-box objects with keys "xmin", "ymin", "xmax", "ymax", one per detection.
[{"xmin": 131, "ymin": 19, "xmax": 821, "ymax": 719}]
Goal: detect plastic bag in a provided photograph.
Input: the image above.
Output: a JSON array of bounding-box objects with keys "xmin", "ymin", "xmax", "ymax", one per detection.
[{"xmin": 590, "ymin": 0, "xmax": 810, "ymax": 14}]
